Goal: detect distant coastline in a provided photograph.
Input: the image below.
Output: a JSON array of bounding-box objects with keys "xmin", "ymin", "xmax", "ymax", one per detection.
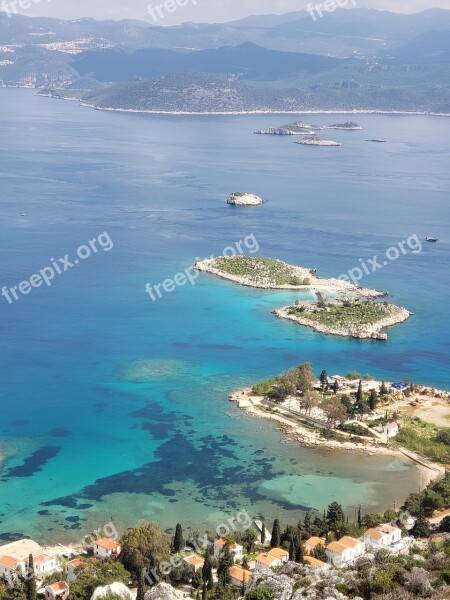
[{"xmin": 79, "ymin": 103, "xmax": 450, "ymax": 118}]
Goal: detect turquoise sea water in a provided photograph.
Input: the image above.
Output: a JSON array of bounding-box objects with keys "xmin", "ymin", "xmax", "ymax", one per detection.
[{"xmin": 0, "ymin": 90, "xmax": 449, "ymax": 543}]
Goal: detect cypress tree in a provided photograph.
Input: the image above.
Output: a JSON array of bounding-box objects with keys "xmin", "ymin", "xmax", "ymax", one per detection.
[
  {"xmin": 333, "ymin": 380, "xmax": 339, "ymax": 395},
  {"xmin": 289, "ymin": 539, "xmax": 295, "ymax": 561},
  {"xmin": 303, "ymin": 512, "xmax": 312, "ymax": 536},
  {"xmin": 369, "ymin": 389, "xmax": 378, "ymax": 411},
  {"xmin": 173, "ymin": 523, "xmax": 184, "ymax": 553},
  {"xmin": 261, "ymin": 522, "xmax": 266, "ymax": 544},
  {"xmin": 26, "ymin": 554, "xmax": 36, "ymax": 600},
  {"xmin": 357, "ymin": 506, "xmax": 362, "ymax": 528},
  {"xmin": 202, "ymin": 550, "xmax": 213, "ymax": 589},
  {"xmin": 270, "ymin": 519, "xmax": 281, "ymax": 548},
  {"xmin": 320, "ymin": 370, "xmax": 328, "ymax": 390},
  {"xmin": 217, "ymin": 543, "xmax": 233, "ymax": 587},
  {"xmin": 295, "ymin": 541, "xmax": 304, "ymax": 563}
]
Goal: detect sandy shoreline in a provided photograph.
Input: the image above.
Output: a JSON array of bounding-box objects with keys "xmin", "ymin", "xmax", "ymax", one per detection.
[{"xmin": 230, "ymin": 388, "xmax": 445, "ymax": 487}]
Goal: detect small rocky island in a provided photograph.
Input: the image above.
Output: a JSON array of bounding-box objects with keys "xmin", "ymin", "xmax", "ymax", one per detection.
[
  {"xmin": 296, "ymin": 137, "xmax": 341, "ymax": 147},
  {"xmin": 195, "ymin": 256, "xmax": 411, "ymax": 341},
  {"xmin": 327, "ymin": 121, "xmax": 362, "ymax": 130},
  {"xmin": 254, "ymin": 121, "xmax": 323, "ymax": 135},
  {"xmin": 226, "ymin": 192, "xmax": 264, "ymax": 206},
  {"xmin": 195, "ymin": 256, "xmax": 382, "ymax": 295},
  {"xmin": 274, "ymin": 296, "xmax": 411, "ymax": 340}
]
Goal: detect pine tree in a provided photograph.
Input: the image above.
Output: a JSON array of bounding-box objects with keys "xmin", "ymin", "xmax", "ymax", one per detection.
[
  {"xmin": 327, "ymin": 502, "xmax": 346, "ymax": 537},
  {"xmin": 173, "ymin": 523, "xmax": 184, "ymax": 553},
  {"xmin": 261, "ymin": 522, "xmax": 266, "ymax": 545},
  {"xmin": 320, "ymin": 370, "xmax": 328, "ymax": 390},
  {"xmin": 136, "ymin": 569, "xmax": 145, "ymax": 600},
  {"xmin": 411, "ymin": 510, "xmax": 431, "ymax": 539},
  {"xmin": 270, "ymin": 519, "xmax": 281, "ymax": 548},
  {"xmin": 217, "ymin": 543, "xmax": 233, "ymax": 587},
  {"xmin": 303, "ymin": 512, "xmax": 312, "ymax": 536},
  {"xmin": 26, "ymin": 554, "xmax": 36, "ymax": 600}
]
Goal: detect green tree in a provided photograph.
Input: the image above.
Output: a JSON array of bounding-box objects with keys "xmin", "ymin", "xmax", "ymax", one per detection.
[
  {"xmin": 369, "ymin": 389, "xmax": 378, "ymax": 411},
  {"xmin": 25, "ymin": 555, "xmax": 36, "ymax": 600},
  {"xmin": 333, "ymin": 380, "xmax": 339, "ymax": 395},
  {"xmin": 357, "ymin": 506, "xmax": 362, "ymax": 528},
  {"xmin": 120, "ymin": 521, "xmax": 171, "ymax": 576},
  {"xmin": 217, "ymin": 543, "xmax": 233, "ymax": 587},
  {"xmin": 70, "ymin": 559, "xmax": 131, "ymax": 600},
  {"xmin": 312, "ymin": 544, "xmax": 327, "ymax": 562},
  {"xmin": 320, "ymin": 370, "xmax": 328, "ymax": 390},
  {"xmin": 295, "ymin": 541, "xmax": 304, "ymax": 563},
  {"xmin": 303, "ymin": 512, "xmax": 312, "ymax": 536},
  {"xmin": 172, "ymin": 523, "xmax": 184, "ymax": 553},
  {"xmin": 270, "ymin": 519, "xmax": 281, "ymax": 548},
  {"xmin": 326, "ymin": 502, "xmax": 345, "ymax": 537},
  {"xmin": 201, "ymin": 549, "xmax": 214, "ymax": 591},
  {"xmin": 261, "ymin": 523, "xmax": 266, "ymax": 545},
  {"xmin": 273, "ymin": 370, "xmax": 297, "ymax": 401},
  {"xmin": 347, "ymin": 371, "xmax": 360, "ymax": 381},
  {"xmin": 241, "ymin": 528, "xmax": 258, "ymax": 554},
  {"xmin": 295, "ymin": 363, "xmax": 314, "ymax": 393},
  {"xmin": 380, "ymin": 381, "xmax": 389, "ymax": 396},
  {"xmin": 245, "ymin": 587, "xmax": 275, "ymax": 600},
  {"xmin": 411, "ymin": 510, "xmax": 431, "ymax": 539}
]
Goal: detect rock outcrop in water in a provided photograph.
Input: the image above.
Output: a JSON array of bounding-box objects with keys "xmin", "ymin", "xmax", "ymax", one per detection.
[
  {"xmin": 227, "ymin": 192, "xmax": 264, "ymax": 206},
  {"xmin": 328, "ymin": 121, "xmax": 362, "ymax": 130},
  {"xmin": 296, "ymin": 137, "xmax": 341, "ymax": 146}
]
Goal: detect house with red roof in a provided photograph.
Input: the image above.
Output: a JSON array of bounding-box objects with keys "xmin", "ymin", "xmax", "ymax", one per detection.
[{"xmin": 93, "ymin": 538, "xmax": 122, "ymax": 559}]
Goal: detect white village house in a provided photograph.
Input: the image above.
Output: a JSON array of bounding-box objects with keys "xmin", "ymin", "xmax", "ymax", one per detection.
[
  {"xmin": 93, "ymin": 538, "xmax": 122, "ymax": 559},
  {"xmin": 255, "ymin": 548, "xmax": 289, "ymax": 570},
  {"xmin": 364, "ymin": 524, "xmax": 402, "ymax": 550},
  {"xmin": 182, "ymin": 554, "xmax": 204, "ymax": 574},
  {"xmin": 383, "ymin": 422, "xmax": 399, "ymax": 438},
  {"xmin": 213, "ymin": 539, "xmax": 243, "ymax": 561},
  {"xmin": 44, "ymin": 581, "xmax": 70, "ymax": 600},
  {"xmin": 33, "ymin": 554, "xmax": 58, "ymax": 578},
  {"xmin": 228, "ymin": 565, "xmax": 252, "ymax": 588},
  {"xmin": 66, "ymin": 559, "xmax": 84, "ymax": 583},
  {"xmin": 0, "ymin": 556, "xmax": 25, "ymax": 587},
  {"xmin": 325, "ymin": 536, "xmax": 364, "ymax": 567}
]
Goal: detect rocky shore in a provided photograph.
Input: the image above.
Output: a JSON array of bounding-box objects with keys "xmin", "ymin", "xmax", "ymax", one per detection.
[
  {"xmin": 229, "ymin": 389, "xmax": 397, "ymax": 456},
  {"xmin": 296, "ymin": 137, "xmax": 341, "ymax": 146},
  {"xmin": 195, "ymin": 256, "xmax": 384, "ymax": 296},
  {"xmin": 227, "ymin": 192, "xmax": 264, "ymax": 205},
  {"xmin": 273, "ymin": 303, "xmax": 412, "ymax": 340}
]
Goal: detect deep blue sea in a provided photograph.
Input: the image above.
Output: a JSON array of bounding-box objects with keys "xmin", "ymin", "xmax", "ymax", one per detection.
[{"xmin": 0, "ymin": 89, "xmax": 449, "ymax": 544}]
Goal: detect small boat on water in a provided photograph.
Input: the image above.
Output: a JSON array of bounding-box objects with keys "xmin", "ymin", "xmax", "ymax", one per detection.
[{"xmin": 426, "ymin": 236, "xmax": 438, "ymax": 242}]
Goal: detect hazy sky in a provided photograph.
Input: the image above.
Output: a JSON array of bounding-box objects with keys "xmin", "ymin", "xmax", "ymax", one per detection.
[{"xmin": 5, "ymin": 0, "xmax": 450, "ymax": 24}]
